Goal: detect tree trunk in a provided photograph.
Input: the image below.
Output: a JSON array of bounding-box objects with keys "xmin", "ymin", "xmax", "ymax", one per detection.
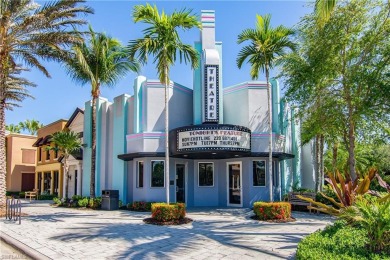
[
  {"xmin": 332, "ymin": 142, "xmax": 338, "ymax": 174},
  {"xmin": 164, "ymin": 66, "xmax": 170, "ymax": 204},
  {"xmin": 319, "ymin": 134, "xmax": 325, "ymax": 192},
  {"xmin": 0, "ymin": 23, "xmax": 8, "ymax": 208},
  {"xmin": 90, "ymin": 95, "xmax": 97, "ymax": 198},
  {"xmin": 64, "ymin": 157, "xmax": 69, "ymax": 199},
  {"xmin": 315, "ymin": 135, "xmax": 321, "ymax": 192},
  {"xmin": 0, "ymin": 100, "xmax": 6, "ymax": 208},
  {"xmin": 347, "ymin": 93, "xmax": 357, "ymax": 180},
  {"xmin": 266, "ymin": 68, "xmax": 273, "ymax": 202},
  {"xmin": 348, "ymin": 114, "xmax": 356, "ymax": 180}
]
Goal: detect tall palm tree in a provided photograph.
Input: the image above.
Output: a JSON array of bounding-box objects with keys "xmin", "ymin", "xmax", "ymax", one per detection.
[
  {"xmin": 65, "ymin": 26, "xmax": 139, "ymax": 198},
  {"xmin": 19, "ymin": 119, "xmax": 43, "ymax": 135},
  {"xmin": 128, "ymin": 4, "xmax": 200, "ymax": 204},
  {"xmin": 49, "ymin": 130, "xmax": 82, "ymax": 199},
  {"xmin": 237, "ymin": 14, "xmax": 295, "ymax": 201},
  {"xmin": 0, "ymin": 0, "xmax": 92, "ymax": 207}
]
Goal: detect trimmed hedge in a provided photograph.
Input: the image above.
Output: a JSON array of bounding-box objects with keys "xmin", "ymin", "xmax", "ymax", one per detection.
[
  {"xmin": 297, "ymin": 221, "xmax": 390, "ymax": 260},
  {"xmin": 151, "ymin": 203, "xmax": 186, "ymax": 222},
  {"xmin": 129, "ymin": 201, "xmax": 155, "ymax": 211},
  {"xmin": 253, "ymin": 201, "xmax": 291, "ymax": 220}
]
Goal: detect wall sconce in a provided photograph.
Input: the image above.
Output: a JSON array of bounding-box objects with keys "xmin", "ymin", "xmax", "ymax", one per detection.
[{"xmin": 68, "ymin": 175, "xmax": 72, "ymax": 180}]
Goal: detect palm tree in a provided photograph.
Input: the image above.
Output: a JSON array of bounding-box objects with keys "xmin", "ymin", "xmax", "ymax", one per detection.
[
  {"xmin": 315, "ymin": 0, "xmax": 337, "ymax": 26},
  {"xmin": 0, "ymin": 0, "xmax": 92, "ymax": 207},
  {"xmin": 49, "ymin": 130, "xmax": 82, "ymax": 199},
  {"xmin": 19, "ymin": 119, "xmax": 43, "ymax": 135},
  {"xmin": 128, "ymin": 4, "xmax": 200, "ymax": 204},
  {"xmin": 65, "ymin": 26, "xmax": 139, "ymax": 198},
  {"xmin": 5, "ymin": 124, "xmax": 21, "ymax": 133},
  {"xmin": 237, "ymin": 14, "xmax": 295, "ymax": 201}
]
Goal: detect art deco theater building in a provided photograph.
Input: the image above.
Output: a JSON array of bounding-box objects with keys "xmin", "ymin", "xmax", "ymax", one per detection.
[{"xmin": 81, "ymin": 11, "xmax": 308, "ymax": 207}]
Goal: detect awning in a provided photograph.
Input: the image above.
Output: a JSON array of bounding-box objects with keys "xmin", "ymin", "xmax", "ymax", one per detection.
[{"xmin": 117, "ymin": 151, "xmax": 294, "ymax": 161}]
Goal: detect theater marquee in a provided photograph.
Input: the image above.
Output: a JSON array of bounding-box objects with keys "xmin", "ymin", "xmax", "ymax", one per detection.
[{"xmin": 170, "ymin": 124, "xmax": 251, "ymax": 153}]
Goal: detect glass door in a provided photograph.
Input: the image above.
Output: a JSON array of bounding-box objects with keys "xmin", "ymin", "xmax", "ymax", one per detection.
[
  {"xmin": 227, "ymin": 162, "xmax": 242, "ymax": 206},
  {"xmin": 176, "ymin": 164, "xmax": 185, "ymax": 203}
]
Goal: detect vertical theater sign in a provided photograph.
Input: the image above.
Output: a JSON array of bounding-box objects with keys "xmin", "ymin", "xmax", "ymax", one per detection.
[{"xmin": 204, "ymin": 65, "xmax": 219, "ymax": 122}]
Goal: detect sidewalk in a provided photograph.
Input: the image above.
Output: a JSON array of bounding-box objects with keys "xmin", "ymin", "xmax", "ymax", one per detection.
[{"xmin": 1, "ymin": 200, "xmax": 333, "ymax": 259}]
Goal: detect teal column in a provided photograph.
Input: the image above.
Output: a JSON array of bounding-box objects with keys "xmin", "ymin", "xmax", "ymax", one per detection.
[
  {"xmin": 134, "ymin": 76, "xmax": 146, "ymax": 134},
  {"xmin": 279, "ymin": 99, "xmax": 286, "ymax": 135},
  {"xmin": 291, "ymin": 109, "xmax": 301, "ymax": 187},
  {"xmin": 95, "ymin": 97, "xmax": 107, "ymax": 196},
  {"xmin": 112, "ymin": 94, "xmax": 130, "ymax": 204},
  {"xmin": 193, "ymin": 42, "xmax": 202, "ymax": 125},
  {"xmin": 279, "ymin": 99, "xmax": 287, "ymax": 194},
  {"xmin": 215, "ymin": 42, "xmax": 223, "ymax": 124},
  {"xmin": 270, "ymin": 78, "xmax": 280, "ymax": 134},
  {"xmin": 82, "ymin": 100, "xmax": 92, "ymax": 197}
]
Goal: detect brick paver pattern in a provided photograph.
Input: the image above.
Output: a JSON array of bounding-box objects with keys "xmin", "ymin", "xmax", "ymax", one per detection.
[{"xmin": 1, "ymin": 201, "xmax": 333, "ymax": 259}]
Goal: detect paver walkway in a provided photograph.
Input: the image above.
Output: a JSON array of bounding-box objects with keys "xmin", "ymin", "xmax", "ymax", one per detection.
[{"xmin": 1, "ymin": 200, "xmax": 333, "ymax": 259}]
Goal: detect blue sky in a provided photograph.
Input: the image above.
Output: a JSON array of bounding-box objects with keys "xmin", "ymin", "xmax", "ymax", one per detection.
[{"xmin": 7, "ymin": 0, "xmax": 312, "ymax": 127}]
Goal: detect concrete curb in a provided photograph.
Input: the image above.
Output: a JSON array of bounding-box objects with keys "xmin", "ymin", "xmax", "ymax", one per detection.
[{"xmin": 0, "ymin": 231, "xmax": 52, "ymax": 260}]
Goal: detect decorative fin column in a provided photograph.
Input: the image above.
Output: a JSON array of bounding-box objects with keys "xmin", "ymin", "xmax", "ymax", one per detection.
[
  {"xmin": 200, "ymin": 10, "xmax": 222, "ymax": 124},
  {"xmin": 134, "ymin": 76, "xmax": 146, "ymax": 134},
  {"xmin": 112, "ymin": 94, "xmax": 130, "ymax": 204},
  {"xmin": 82, "ymin": 100, "xmax": 92, "ymax": 197}
]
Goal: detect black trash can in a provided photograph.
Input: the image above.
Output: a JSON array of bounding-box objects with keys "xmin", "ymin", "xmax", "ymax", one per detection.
[{"xmin": 101, "ymin": 190, "xmax": 119, "ymax": 210}]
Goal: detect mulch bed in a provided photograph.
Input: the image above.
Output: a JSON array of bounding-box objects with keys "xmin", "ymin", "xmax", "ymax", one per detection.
[
  {"xmin": 250, "ymin": 215, "xmax": 296, "ymax": 223},
  {"xmin": 143, "ymin": 217, "xmax": 193, "ymax": 225}
]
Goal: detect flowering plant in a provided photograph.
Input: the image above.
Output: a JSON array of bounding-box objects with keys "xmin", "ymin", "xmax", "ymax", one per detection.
[
  {"xmin": 151, "ymin": 203, "xmax": 186, "ymax": 222},
  {"xmin": 253, "ymin": 202, "xmax": 291, "ymax": 220}
]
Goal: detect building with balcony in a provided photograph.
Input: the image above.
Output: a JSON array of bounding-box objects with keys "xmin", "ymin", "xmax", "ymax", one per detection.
[{"xmin": 33, "ymin": 120, "xmax": 67, "ymax": 196}]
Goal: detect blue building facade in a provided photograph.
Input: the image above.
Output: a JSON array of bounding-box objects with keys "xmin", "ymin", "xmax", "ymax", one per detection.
[{"xmin": 81, "ymin": 10, "xmax": 305, "ymax": 207}]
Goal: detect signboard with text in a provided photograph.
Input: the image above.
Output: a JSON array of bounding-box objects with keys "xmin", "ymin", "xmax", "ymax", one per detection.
[
  {"xmin": 204, "ymin": 65, "xmax": 219, "ymax": 123},
  {"xmin": 177, "ymin": 128, "xmax": 250, "ymax": 151}
]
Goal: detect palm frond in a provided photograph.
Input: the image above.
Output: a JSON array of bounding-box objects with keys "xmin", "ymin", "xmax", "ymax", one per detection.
[
  {"xmin": 128, "ymin": 4, "xmax": 200, "ymax": 85},
  {"xmin": 236, "ymin": 14, "xmax": 296, "ymax": 80}
]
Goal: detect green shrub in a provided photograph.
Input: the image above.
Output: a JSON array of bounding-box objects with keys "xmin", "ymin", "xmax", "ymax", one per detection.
[
  {"xmin": 339, "ymin": 196, "xmax": 390, "ymax": 253},
  {"xmin": 53, "ymin": 197, "xmax": 62, "ymax": 205},
  {"xmin": 253, "ymin": 202, "xmax": 291, "ymax": 220},
  {"xmin": 297, "ymin": 221, "xmax": 389, "ymax": 259},
  {"xmin": 72, "ymin": 195, "xmax": 83, "ymax": 201},
  {"xmin": 88, "ymin": 197, "xmax": 102, "ymax": 209},
  {"xmin": 151, "ymin": 203, "xmax": 186, "ymax": 222},
  {"xmin": 130, "ymin": 201, "xmax": 155, "ymax": 211},
  {"xmin": 38, "ymin": 194, "xmax": 56, "ymax": 200},
  {"xmin": 77, "ymin": 197, "xmax": 89, "ymax": 207},
  {"xmin": 6, "ymin": 191, "xmax": 21, "ymax": 197}
]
